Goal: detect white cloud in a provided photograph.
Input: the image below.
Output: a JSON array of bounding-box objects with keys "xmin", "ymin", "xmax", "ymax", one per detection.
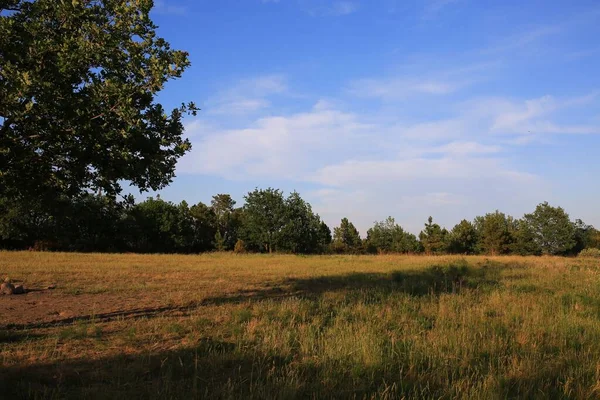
[
  {"xmin": 209, "ymin": 99, "xmax": 271, "ymax": 116},
  {"xmin": 428, "ymin": 141, "xmax": 502, "ymax": 155},
  {"xmin": 205, "ymin": 75, "xmax": 287, "ymax": 116},
  {"xmin": 179, "ymin": 102, "xmax": 373, "ymax": 179},
  {"xmin": 400, "ymin": 119, "xmax": 467, "ymax": 140},
  {"xmin": 181, "ymin": 89, "xmax": 597, "ymax": 186},
  {"xmin": 490, "ymin": 93, "xmax": 600, "ymax": 135},
  {"xmin": 310, "ymin": 157, "xmax": 535, "ymax": 187}
]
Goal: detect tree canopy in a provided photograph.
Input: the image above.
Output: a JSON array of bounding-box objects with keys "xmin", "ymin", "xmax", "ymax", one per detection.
[
  {"xmin": 332, "ymin": 218, "xmax": 362, "ymax": 254},
  {"xmin": 366, "ymin": 217, "xmax": 419, "ymax": 254},
  {"xmin": 419, "ymin": 217, "xmax": 448, "ymax": 255},
  {"xmin": 474, "ymin": 211, "xmax": 513, "ymax": 255},
  {"xmin": 448, "ymin": 219, "xmax": 478, "ymax": 255},
  {"xmin": 0, "ymin": 0, "xmax": 197, "ymax": 204},
  {"xmin": 522, "ymin": 202, "xmax": 576, "ymax": 255}
]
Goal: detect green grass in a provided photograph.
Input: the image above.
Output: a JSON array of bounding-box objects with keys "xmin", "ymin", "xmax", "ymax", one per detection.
[{"xmin": 1, "ymin": 252, "xmax": 600, "ymax": 399}]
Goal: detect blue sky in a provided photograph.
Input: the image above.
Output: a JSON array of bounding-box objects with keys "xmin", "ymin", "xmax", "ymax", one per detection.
[{"xmin": 145, "ymin": 0, "xmax": 600, "ymax": 234}]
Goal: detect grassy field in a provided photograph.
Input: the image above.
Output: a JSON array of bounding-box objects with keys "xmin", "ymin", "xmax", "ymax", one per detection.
[{"xmin": 1, "ymin": 252, "xmax": 600, "ymax": 399}]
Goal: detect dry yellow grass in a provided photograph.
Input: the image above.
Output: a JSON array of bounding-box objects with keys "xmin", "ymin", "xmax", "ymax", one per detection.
[{"xmin": 1, "ymin": 252, "xmax": 600, "ymax": 399}]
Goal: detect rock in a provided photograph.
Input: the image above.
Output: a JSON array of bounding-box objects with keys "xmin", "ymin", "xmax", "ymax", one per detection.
[
  {"xmin": 1, "ymin": 282, "xmax": 15, "ymax": 295},
  {"xmin": 46, "ymin": 284, "xmax": 57, "ymax": 290},
  {"xmin": 13, "ymin": 284, "xmax": 25, "ymax": 295}
]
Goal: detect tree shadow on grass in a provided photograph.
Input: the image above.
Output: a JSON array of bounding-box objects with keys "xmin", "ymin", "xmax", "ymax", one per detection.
[
  {"xmin": 0, "ymin": 330, "xmax": 46, "ymax": 344},
  {"xmin": 3, "ymin": 260, "xmax": 508, "ymax": 331},
  {"xmin": 0, "ymin": 342, "xmax": 374, "ymax": 399},
  {"xmin": 289, "ymin": 260, "xmax": 503, "ymax": 297},
  {"xmin": 0, "ymin": 335, "xmax": 575, "ymax": 400},
  {"xmin": 3, "ymin": 303, "xmax": 204, "ymax": 330},
  {"xmin": 203, "ymin": 259, "xmax": 506, "ymax": 306}
]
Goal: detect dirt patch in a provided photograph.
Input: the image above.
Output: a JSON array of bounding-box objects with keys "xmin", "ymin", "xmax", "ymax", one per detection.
[{"xmin": 0, "ymin": 290, "xmax": 185, "ymax": 329}]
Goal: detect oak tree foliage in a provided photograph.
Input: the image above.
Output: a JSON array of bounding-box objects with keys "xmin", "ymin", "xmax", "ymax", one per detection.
[{"xmin": 0, "ymin": 0, "xmax": 197, "ymax": 203}]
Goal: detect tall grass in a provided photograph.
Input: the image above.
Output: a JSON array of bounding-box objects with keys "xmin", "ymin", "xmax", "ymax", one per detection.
[{"xmin": 1, "ymin": 252, "xmax": 600, "ymax": 399}]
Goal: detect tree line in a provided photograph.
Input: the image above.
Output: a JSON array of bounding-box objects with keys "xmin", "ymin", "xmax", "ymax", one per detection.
[
  {"xmin": 1, "ymin": 189, "xmax": 598, "ymax": 256},
  {"xmin": 0, "ymin": 189, "xmax": 331, "ymax": 254}
]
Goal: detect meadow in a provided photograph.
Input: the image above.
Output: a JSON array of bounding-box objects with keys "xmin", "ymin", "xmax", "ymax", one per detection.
[{"xmin": 1, "ymin": 252, "xmax": 600, "ymax": 399}]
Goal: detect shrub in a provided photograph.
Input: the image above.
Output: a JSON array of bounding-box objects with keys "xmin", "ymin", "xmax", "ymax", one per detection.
[
  {"xmin": 578, "ymin": 248, "xmax": 600, "ymax": 258},
  {"xmin": 234, "ymin": 239, "xmax": 247, "ymax": 254}
]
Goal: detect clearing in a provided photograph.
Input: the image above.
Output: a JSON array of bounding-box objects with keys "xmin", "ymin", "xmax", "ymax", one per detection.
[{"xmin": 1, "ymin": 252, "xmax": 600, "ymax": 399}]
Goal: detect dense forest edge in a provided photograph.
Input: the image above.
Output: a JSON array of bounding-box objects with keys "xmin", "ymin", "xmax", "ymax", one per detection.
[{"xmin": 1, "ymin": 189, "xmax": 599, "ymax": 257}]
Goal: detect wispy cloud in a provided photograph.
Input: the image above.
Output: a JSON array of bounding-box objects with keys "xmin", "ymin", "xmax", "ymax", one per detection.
[
  {"xmin": 482, "ymin": 7, "xmax": 600, "ymax": 56},
  {"xmin": 153, "ymin": 0, "xmax": 187, "ymax": 15},
  {"xmin": 329, "ymin": 1, "xmax": 359, "ymax": 16},
  {"xmin": 423, "ymin": 0, "xmax": 462, "ymax": 19},
  {"xmin": 311, "ymin": 157, "xmax": 535, "ymax": 188},
  {"xmin": 566, "ymin": 47, "xmax": 600, "ymax": 60},
  {"xmin": 490, "ymin": 93, "xmax": 600, "ymax": 136},
  {"xmin": 482, "ymin": 25, "xmax": 562, "ymax": 55},
  {"xmin": 263, "ymin": 0, "xmax": 359, "ymax": 16},
  {"xmin": 348, "ymin": 78, "xmax": 464, "ymax": 98},
  {"xmin": 346, "ymin": 60, "xmax": 493, "ymax": 100},
  {"xmin": 204, "ymin": 75, "xmax": 288, "ymax": 116}
]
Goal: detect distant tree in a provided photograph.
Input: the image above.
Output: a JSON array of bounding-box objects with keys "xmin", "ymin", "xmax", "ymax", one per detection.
[
  {"xmin": 241, "ymin": 188, "xmax": 286, "ymax": 253},
  {"xmin": 318, "ymin": 221, "xmax": 333, "ymax": 253},
  {"xmin": 448, "ymin": 219, "xmax": 478, "ymax": 254},
  {"xmin": 59, "ymin": 194, "xmax": 129, "ymax": 252},
  {"xmin": 210, "ymin": 194, "xmax": 238, "ymax": 250},
  {"xmin": 572, "ymin": 219, "xmax": 600, "ymax": 254},
  {"xmin": 510, "ymin": 218, "xmax": 541, "ymax": 256},
  {"xmin": 189, "ymin": 202, "xmax": 217, "ymax": 252},
  {"xmin": 278, "ymin": 192, "xmax": 325, "ymax": 254},
  {"xmin": 401, "ymin": 232, "xmax": 422, "ymax": 254},
  {"xmin": 419, "ymin": 217, "xmax": 448, "ymax": 254},
  {"xmin": 366, "ymin": 217, "xmax": 420, "ymax": 254},
  {"xmin": 125, "ymin": 198, "xmax": 192, "ymax": 253},
  {"xmin": 522, "ymin": 202, "xmax": 575, "ymax": 255},
  {"xmin": 0, "ymin": 0, "xmax": 197, "ymax": 205},
  {"xmin": 0, "ymin": 196, "xmax": 52, "ymax": 249},
  {"xmin": 366, "ymin": 217, "xmax": 396, "ymax": 253},
  {"xmin": 474, "ymin": 211, "xmax": 513, "ymax": 255},
  {"xmin": 332, "ymin": 218, "xmax": 362, "ymax": 254},
  {"xmin": 0, "ymin": 194, "xmax": 127, "ymax": 251}
]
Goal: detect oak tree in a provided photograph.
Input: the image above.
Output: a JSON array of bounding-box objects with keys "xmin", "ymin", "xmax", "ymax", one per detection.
[{"xmin": 0, "ymin": 0, "xmax": 197, "ymax": 203}]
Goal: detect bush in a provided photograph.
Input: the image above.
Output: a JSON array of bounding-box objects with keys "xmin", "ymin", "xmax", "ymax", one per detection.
[
  {"xmin": 234, "ymin": 239, "xmax": 246, "ymax": 254},
  {"xmin": 578, "ymin": 248, "xmax": 600, "ymax": 258}
]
